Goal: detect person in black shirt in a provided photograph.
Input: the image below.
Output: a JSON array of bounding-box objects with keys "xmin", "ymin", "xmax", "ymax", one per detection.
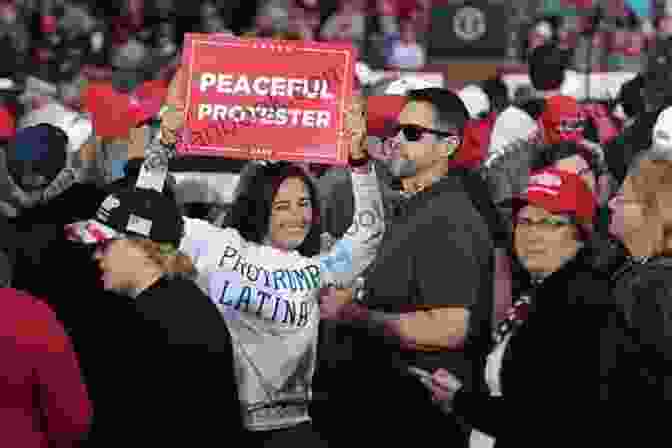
[
  {"xmin": 66, "ymin": 187, "xmax": 243, "ymax": 446},
  {"xmin": 320, "ymin": 88, "xmax": 494, "ymax": 447}
]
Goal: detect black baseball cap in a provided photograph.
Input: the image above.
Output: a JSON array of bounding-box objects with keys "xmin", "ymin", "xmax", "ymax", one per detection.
[
  {"xmin": 65, "ymin": 187, "xmax": 184, "ymax": 247},
  {"xmin": 645, "ymin": 39, "xmax": 672, "ymax": 104}
]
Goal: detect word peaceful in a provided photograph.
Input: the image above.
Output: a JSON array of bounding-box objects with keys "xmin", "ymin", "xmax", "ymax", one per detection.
[{"xmin": 197, "ymin": 73, "xmax": 337, "ymax": 129}]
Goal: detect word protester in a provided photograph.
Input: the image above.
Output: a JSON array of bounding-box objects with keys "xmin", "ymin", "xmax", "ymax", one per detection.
[{"xmin": 196, "ymin": 104, "xmax": 332, "ymax": 129}]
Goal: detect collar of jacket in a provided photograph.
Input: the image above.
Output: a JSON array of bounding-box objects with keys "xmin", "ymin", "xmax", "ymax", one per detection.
[
  {"xmin": 519, "ymin": 246, "xmax": 595, "ymax": 293},
  {"xmin": 389, "ymin": 170, "xmax": 470, "ymax": 217},
  {"xmin": 611, "ymin": 254, "xmax": 672, "ymax": 281}
]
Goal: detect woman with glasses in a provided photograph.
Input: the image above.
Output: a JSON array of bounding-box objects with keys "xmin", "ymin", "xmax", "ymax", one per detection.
[
  {"xmin": 423, "ymin": 168, "xmax": 627, "ymax": 448},
  {"xmin": 608, "ymin": 150, "xmax": 672, "ymax": 440}
]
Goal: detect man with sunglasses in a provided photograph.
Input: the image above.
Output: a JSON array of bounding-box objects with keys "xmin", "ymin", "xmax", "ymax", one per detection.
[{"xmin": 320, "ymin": 88, "xmax": 495, "ymax": 448}]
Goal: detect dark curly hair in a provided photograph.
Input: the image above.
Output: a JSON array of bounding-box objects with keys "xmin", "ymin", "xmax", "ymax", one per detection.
[{"xmin": 225, "ymin": 161, "xmax": 323, "ymax": 257}]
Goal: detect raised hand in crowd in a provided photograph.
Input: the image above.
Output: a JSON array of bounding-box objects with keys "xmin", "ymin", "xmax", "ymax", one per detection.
[
  {"xmin": 159, "ymin": 66, "xmax": 186, "ymax": 145},
  {"xmin": 427, "ymin": 368, "xmax": 462, "ymax": 413}
]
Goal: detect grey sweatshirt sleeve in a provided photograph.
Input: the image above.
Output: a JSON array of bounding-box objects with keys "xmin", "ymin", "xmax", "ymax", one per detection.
[{"xmin": 314, "ymin": 162, "xmax": 385, "ymax": 288}]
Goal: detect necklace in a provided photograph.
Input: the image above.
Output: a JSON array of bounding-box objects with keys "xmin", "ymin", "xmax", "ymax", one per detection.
[{"xmin": 494, "ymin": 294, "xmax": 532, "ymax": 344}]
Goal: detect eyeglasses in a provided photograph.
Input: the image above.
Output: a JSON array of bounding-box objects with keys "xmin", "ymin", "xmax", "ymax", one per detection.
[
  {"xmin": 393, "ymin": 124, "xmax": 459, "ymax": 142},
  {"xmin": 515, "ymin": 216, "xmax": 573, "ymax": 230}
]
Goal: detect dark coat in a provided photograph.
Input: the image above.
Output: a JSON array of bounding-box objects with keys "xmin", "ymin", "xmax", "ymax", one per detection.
[
  {"xmin": 86, "ymin": 276, "xmax": 243, "ymax": 446},
  {"xmin": 453, "ymin": 247, "xmax": 629, "ymax": 448},
  {"xmin": 609, "ymin": 255, "xmax": 672, "ymax": 434}
]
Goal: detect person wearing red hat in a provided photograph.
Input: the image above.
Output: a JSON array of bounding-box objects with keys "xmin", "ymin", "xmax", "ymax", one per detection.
[
  {"xmin": 424, "ymin": 167, "xmax": 629, "ymax": 448},
  {"xmin": 483, "ymin": 97, "xmax": 613, "ymax": 234},
  {"xmin": 538, "ymin": 95, "xmax": 585, "ymax": 145},
  {"xmin": 0, "ymin": 104, "xmax": 15, "ymax": 142}
]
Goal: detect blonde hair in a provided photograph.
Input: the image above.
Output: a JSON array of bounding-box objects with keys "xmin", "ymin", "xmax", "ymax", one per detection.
[
  {"xmin": 131, "ymin": 239, "xmax": 197, "ymax": 280},
  {"xmin": 627, "ymin": 155, "xmax": 672, "ymax": 256}
]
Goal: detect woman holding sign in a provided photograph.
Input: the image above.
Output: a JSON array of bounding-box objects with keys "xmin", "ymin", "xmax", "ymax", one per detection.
[{"xmin": 159, "ymin": 93, "xmax": 384, "ymax": 446}]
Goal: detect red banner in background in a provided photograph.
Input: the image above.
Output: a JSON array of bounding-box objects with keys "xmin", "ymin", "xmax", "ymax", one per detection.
[{"xmin": 177, "ymin": 34, "xmax": 356, "ymax": 165}]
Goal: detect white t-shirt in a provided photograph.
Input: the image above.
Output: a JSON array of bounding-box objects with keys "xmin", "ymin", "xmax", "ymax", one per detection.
[
  {"xmin": 487, "ymin": 106, "xmax": 539, "ymax": 160},
  {"xmin": 179, "ymin": 166, "xmax": 384, "ymax": 431}
]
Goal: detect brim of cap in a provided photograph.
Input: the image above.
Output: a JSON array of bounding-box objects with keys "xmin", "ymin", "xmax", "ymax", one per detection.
[
  {"xmin": 507, "ymin": 190, "xmax": 590, "ymax": 221},
  {"xmin": 65, "ymin": 220, "xmax": 123, "ymax": 244}
]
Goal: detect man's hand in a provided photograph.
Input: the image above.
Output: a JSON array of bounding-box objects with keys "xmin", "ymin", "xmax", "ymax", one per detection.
[
  {"xmin": 344, "ymin": 95, "xmax": 368, "ymax": 162},
  {"xmin": 428, "ymin": 368, "xmax": 462, "ymax": 414},
  {"xmin": 160, "ymin": 104, "xmax": 184, "ymax": 145},
  {"xmin": 319, "ymin": 286, "xmax": 356, "ymax": 320}
]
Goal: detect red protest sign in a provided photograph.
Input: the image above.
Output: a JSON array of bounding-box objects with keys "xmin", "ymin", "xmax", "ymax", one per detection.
[{"xmin": 177, "ymin": 34, "xmax": 356, "ymax": 165}]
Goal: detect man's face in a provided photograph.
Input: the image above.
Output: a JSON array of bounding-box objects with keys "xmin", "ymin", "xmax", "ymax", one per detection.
[{"xmin": 388, "ymin": 101, "xmax": 459, "ymax": 178}]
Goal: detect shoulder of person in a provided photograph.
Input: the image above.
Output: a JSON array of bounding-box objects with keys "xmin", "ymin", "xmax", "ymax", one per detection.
[
  {"xmin": 0, "ymin": 288, "xmax": 60, "ymax": 334},
  {"xmin": 629, "ymin": 257, "xmax": 672, "ymax": 285},
  {"xmin": 428, "ymin": 178, "xmax": 492, "ymax": 233}
]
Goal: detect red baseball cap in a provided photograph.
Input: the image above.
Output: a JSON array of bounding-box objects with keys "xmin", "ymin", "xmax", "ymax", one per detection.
[
  {"xmin": 517, "ymin": 168, "xmax": 596, "ymax": 222},
  {"xmin": 0, "ymin": 106, "xmax": 15, "ymax": 140},
  {"xmin": 539, "ymin": 95, "xmax": 584, "ymax": 144}
]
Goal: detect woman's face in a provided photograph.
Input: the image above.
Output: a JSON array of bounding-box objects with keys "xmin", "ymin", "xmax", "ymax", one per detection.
[
  {"xmin": 514, "ymin": 205, "xmax": 582, "ymax": 275},
  {"xmin": 267, "ymin": 177, "xmax": 314, "ymax": 251},
  {"xmin": 94, "ymin": 238, "xmax": 152, "ymax": 294},
  {"xmin": 608, "ymin": 176, "xmax": 645, "ymax": 241}
]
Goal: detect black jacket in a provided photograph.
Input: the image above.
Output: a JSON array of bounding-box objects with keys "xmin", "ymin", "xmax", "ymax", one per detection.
[
  {"xmin": 86, "ymin": 276, "xmax": 243, "ymax": 445},
  {"xmin": 453, "ymin": 248, "xmax": 629, "ymax": 448},
  {"xmin": 10, "ymin": 183, "xmax": 110, "ymax": 300},
  {"xmin": 603, "ymin": 108, "xmax": 662, "ymax": 185},
  {"xmin": 610, "ymin": 255, "xmax": 672, "ymax": 433}
]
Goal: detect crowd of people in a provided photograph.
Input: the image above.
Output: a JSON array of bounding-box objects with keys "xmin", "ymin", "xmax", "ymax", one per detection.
[{"xmin": 2, "ymin": 1, "xmax": 672, "ymax": 447}]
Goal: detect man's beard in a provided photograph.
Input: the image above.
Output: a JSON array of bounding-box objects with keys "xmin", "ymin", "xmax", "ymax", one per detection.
[{"xmin": 386, "ymin": 158, "xmax": 418, "ymax": 178}]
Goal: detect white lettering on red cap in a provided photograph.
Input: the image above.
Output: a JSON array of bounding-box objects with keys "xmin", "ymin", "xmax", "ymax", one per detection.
[
  {"xmin": 529, "ymin": 173, "xmax": 562, "ymax": 188},
  {"xmin": 527, "ymin": 186, "xmax": 560, "ymax": 196}
]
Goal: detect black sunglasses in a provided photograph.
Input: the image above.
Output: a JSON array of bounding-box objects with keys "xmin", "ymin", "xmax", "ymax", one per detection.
[{"xmin": 393, "ymin": 124, "xmax": 459, "ymax": 142}]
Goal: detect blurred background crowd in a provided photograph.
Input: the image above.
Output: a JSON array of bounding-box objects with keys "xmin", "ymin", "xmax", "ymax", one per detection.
[{"xmin": 1, "ymin": 1, "xmax": 670, "ymax": 90}]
